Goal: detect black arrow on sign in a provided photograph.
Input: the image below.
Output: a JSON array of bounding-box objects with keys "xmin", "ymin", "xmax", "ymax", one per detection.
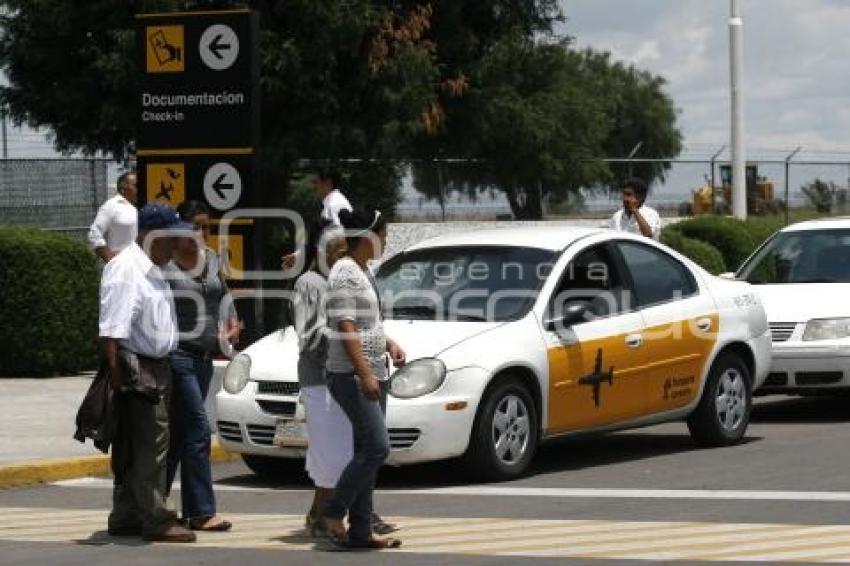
[
  {"xmin": 212, "ymin": 173, "xmax": 234, "ymax": 200},
  {"xmin": 208, "ymin": 34, "xmax": 231, "ymax": 60}
]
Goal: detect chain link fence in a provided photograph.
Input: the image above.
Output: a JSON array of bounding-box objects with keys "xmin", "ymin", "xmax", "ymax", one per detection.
[{"xmin": 0, "ymin": 159, "xmax": 110, "ymax": 240}]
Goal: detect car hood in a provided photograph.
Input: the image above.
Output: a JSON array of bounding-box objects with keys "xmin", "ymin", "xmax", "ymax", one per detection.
[
  {"xmin": 243, "ymin": 327, "xmax": 300, "ymax": 382},
  {"xmin": 752, "ymin": 283, "xmax": 850, "ymax": 323},
  {"xmin": 241, "ymin": 321, "xmax": 504, "ymax": 383},
  {"xmin": 383, "ymin": 319, "xmax": 505, "ymax": 365}
]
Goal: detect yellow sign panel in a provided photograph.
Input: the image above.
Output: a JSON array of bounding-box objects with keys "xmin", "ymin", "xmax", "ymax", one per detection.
[
  {"xmin": 146, "ymin": 25, "xmax": 184, "ymax": 73},
  {"xmin": 146, "ymin": 163, "xmax": 186, "ymax": 205},
  {"xmin": 208, "ymin": 234, "xmax": 244, "ymax": 280}
]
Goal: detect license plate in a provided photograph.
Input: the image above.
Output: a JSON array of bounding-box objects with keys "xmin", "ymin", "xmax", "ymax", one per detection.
[{"xmin": 273, "ymin": 419, "xmax": 307, "ymax": 448}]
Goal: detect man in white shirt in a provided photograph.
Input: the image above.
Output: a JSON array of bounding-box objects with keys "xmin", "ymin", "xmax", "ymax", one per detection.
[
  {"xmin": 314, "ymin": 170, "xmax": 352, "ymax": 226},
  {"xmin": 100, "ymin": 203, "xmax": 197, "ymax": 543},
  {"xmin": 281, "ymin": 170, "xmax": 353, "ymax": 270},
  {"xmin": 89, "ymin": 171, "xmax": 138, "ymax": 262},
  {"xmin": 608, "ymin": 178, "xmax": 662, "ymax": 240}
]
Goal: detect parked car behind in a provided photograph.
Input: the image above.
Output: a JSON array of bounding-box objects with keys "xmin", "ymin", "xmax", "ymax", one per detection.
[{"xmin": 733, "ymin": 217, "xmax": 850, "ymax": 393}]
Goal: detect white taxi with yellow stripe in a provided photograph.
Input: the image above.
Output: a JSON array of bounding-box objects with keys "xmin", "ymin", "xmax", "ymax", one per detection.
[{"xmin": 215, "ymin": 226, "xmax": 771, "ymax": 480}]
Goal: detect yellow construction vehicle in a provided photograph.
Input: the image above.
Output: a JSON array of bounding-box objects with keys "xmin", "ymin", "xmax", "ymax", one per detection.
[{"xmin": 690, "ymin": 163, "xmax": 778, "ymax": 215}]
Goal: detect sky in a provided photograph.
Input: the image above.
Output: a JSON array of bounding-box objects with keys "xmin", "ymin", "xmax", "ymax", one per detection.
[{"xmin": 559, "ymin": 0, "xmax": 850, "ymax": 159}]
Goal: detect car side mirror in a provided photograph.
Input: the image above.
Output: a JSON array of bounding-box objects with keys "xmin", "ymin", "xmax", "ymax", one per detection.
[{"xmin": 545, "ymin": 303, "xmax": 589, "ymax": 332}]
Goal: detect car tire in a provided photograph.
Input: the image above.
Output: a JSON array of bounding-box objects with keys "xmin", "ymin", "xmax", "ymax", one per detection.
[
  {"xmin": 687, "ymin": 351, "xmax": 752, "ymax": 446},
  {"xmin": 463, "ymin": 378, "xmax": 539, "ymax": 481},
  {"xmin": 241, "ymin": 455, "xmax": 307, "ymax": 482}
]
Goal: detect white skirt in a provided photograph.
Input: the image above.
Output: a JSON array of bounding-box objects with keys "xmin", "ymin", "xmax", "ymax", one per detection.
[{"xmin": 302, "ymin": 385, "xmax": 353, "ymax": 488}]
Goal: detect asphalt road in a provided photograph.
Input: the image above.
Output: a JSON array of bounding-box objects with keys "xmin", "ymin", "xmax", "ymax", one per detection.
[{"xmin": 3, "ymin": 394, "xmax": 850, "ymax": 565}]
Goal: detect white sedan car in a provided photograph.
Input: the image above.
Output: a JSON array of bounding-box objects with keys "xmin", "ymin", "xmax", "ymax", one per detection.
[
  {"xmin": 733, "ymin": 217, "xmax": 850, "ymax": 393},
  {"xmin": 216, "ymin": 226, "xmax": 771, "ymax": 480}
]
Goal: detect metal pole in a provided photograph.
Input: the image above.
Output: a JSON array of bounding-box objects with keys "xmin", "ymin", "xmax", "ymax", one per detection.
[
  {"xmin": 626, "ymin": 141, "xmax": 643, "ymax": 179},
  {"xmin": 436, "ymin": 160, "xmax": 446, "ymax": 222},
  {"xmin": 710, "ymin": 145, "xmax": 726, "ymax": 212},
  {"xmin": 729, "ymin": 0, "xmax": 747, "ymax": 220},
  {"xmin": 1, "ymin": 111, "xmax": 7, "ymax": 159},
  {"xmin": 784, "ymin": 146, "xmax": 802, "ymax": 226}
]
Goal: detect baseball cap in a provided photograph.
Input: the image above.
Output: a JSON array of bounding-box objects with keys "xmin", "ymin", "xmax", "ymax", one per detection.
[{"xmin": 137, "ymin": 203, "xmax": 194, "ymax": 231}]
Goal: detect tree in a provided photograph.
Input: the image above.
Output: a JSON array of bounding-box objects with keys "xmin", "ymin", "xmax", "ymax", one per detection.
[{"xmin": 576, "ymin": 49, "xmax": 682, "ymax": 190}]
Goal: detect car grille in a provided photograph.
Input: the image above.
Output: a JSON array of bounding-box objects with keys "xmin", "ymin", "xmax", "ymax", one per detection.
[
  {"xmin": 216, "ymin": 421, "xmax": 243, "ymax": 443},
  {"xmin": 256, "ymin": 381, "xmax": 300, "ymax": 396},
  {"xmin": 246, "ymin": 424, "xmax": 276, "ymax": 446},
  {"xmin": 763, "ymin": 372, "xmax": 788, "ymax": 387},
  {"xmin": 796, "ymin": 371, "xmax": 843, "ymax": 386},
  {"xmin": 257, "ymin": 400, "xmax": 297, "ymax": 417},
  {"xmin": 388, "ymin": 428, "xmax": 421, "ymax": 450},
  {"xmin": 769, "ymin": 322, "xmax": 797, "ymax": 342}
]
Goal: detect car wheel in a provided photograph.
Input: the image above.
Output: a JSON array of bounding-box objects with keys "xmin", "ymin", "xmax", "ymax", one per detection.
[
  {"xmin": 241, "ymin": 455, "xmax": 307, "ymax": 482},
  {"xmin": 687, "ymin": 351, "xmax": 752, "ymax": 446},
  {"xmin": 464, "ymin": 378, "xmax": 538, "ymax": 481}
]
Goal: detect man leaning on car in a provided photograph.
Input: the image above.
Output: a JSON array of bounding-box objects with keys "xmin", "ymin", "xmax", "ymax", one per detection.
[{"xmin": 99, "ymin": 204, "xmax": 196, "ymax": 543}]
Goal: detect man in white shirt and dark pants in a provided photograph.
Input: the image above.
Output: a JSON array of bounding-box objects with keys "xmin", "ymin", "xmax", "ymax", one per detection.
[
  {"xmin": 608, "ymin": 178, "xmax": 662, "ymax": 240},
  {"xmin": 281, "ymin": 169, "xmax": 353, "ymax": 269},
  {"xmin": 88, "ymin": 171, "xmax": 138, "ymax": 262},
  {"xmin": 100, "ymin": 204, "xmax": 196, "ymax": 543}
]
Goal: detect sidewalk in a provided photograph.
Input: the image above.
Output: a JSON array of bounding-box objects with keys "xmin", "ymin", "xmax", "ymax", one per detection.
[
  {"xmin": 0, "ymin": 374, "xmax": 232, "ymax": 488},
  {"xmin": 0, "ymin": 375, "xmax": 97, "ymax": 465}
]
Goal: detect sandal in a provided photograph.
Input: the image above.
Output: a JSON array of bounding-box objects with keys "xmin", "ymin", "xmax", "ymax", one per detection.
[
  {"xmin": 305, "ymin": 515, "xmax": 328, "ymax": 537},
  {"xmin": 189, "ymin": 516, "xmax": 233, "ymax": 532},
  {"xmin": 371, "ymin": 517, "xmax": 399, "ymax": 535},
  {"xmin": 323, "ymin": 517, "xmax": 349, "ymax": 548},
  {"xmin": 346, "ymin": 536, "xmax": 403, "ymax": 550}
]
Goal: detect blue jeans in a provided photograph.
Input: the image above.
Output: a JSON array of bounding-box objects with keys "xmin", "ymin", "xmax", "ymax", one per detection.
[
  {"xmin": 166, "ymin": 348, "xmax": 216, "ymax": 520},
  {"xmin": 323, "ymin": 373, "xmax": 390, "ymax": 541}
]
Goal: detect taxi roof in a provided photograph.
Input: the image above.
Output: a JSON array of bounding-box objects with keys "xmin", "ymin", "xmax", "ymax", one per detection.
[{"xmin": 403, "ymin": 225, "xmax": 606, "ymax": 253}]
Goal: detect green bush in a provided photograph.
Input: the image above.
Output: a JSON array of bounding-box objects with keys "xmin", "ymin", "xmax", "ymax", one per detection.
[
  {"xmin": 0, "ymin": 228, "xmax": 100, "ymax": 376},
  {"xmin": 742, "ymin": 216, "xmax": 785, "ymax": 252},
  {"xmin": 672, "ymin": 216, "xmax": 755, "ymax": 270},
  {"xmin": 661, "ymin": 228, "xmax": 727, "ymax": 275}
]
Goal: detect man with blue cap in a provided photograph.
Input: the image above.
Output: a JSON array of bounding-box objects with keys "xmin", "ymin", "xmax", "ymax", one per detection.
[{"xmin": 99, "ymin": 203, "xmax": 197, "ymax": 542}]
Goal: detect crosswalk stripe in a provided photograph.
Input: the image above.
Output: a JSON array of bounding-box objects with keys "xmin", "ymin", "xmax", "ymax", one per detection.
[
  {"xmin": 421, "ymin": 520, "xmax": 775, "ymax": 555},
  {"xmin": 2, "ymin": 507, "xmax": 850, "ymax": 562}
]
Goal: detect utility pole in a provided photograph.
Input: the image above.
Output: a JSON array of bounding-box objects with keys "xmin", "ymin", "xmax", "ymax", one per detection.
[
  {"xmin": 784, "ymin": 146, "xmax": 802, "ymax": 226},
  {"xmin": 729, "ymin": 0, "xmax": 747, "ymax": 220},
  {"xmin": 710, "ymin": 144, "xmax": 726, "ymax": 212}
]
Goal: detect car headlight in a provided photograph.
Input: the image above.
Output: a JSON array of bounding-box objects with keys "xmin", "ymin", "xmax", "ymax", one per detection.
[
  {"xmin": 389, "ymin": 358, "xmax": 446, "ymax": 399},
  {"xmin": 803, "ymin": 318, "xmax": 850, "ymax": 341},
  {"xmin": 223, "ymin": 353, "xmax": 251, "ymax": 394}
]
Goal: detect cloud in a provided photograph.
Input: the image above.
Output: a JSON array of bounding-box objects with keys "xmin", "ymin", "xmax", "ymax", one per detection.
[{"xmin": 559, "ymin": 0, "xmax": 850, "ymax": 152}]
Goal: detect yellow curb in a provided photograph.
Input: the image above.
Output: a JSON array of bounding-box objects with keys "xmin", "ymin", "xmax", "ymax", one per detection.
[{"xmin": 0, "ymin": 439, "xmax": 238, "ymax": 490}]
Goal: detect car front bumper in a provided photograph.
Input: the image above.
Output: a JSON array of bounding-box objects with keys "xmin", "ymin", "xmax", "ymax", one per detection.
[
  {"xmin": 759, "ymin": 340, "xmax": 850, "ymax": 391},
  {"xmin": 214, "ymin": 366, "xmax": 489, "ymax": 466}
]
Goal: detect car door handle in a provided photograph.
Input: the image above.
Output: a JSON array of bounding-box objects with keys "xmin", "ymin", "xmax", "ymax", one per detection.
[
  {"xmin": 625, "ymin": 333, "xmax": 643, "ymax": 349},
  {"xmin": 696, "ymin": 318, "xmax": 713, "ymax": 332}
]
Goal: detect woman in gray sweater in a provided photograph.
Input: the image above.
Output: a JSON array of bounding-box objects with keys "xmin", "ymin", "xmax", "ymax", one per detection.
[{"xmin": 292, "ymin": 223, "xmax": 348, "ymax": 534}]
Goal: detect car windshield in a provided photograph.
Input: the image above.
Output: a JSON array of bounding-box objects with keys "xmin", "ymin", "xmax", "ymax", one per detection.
[
  {"xmin": 376, "ymin": 246, "xmax": 556, "ymax": 322},
  {"xmin": 738, "ymin": 228, "xmax": 850, "ymax": 284}
]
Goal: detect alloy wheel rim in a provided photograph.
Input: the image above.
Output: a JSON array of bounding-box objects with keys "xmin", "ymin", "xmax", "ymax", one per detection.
[
  {"xmin": 492, "ymin": 394, "xmax": 530, "ymax": 465},
  {"xmin": 716, "ymin": 368, "xmax": 747, "ymax": 432}
]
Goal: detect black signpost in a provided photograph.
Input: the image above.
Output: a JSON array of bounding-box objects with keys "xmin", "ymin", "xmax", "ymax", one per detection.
[{"xmin": 136, "ymin": 7, "xmax": 262, "ymax": 341}]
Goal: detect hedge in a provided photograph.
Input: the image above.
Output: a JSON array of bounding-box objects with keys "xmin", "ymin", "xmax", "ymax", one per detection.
[
  {"xmin": 661, "ymin": 228, "xmax": 727, "ymax": 275},
  {"xmin": 671, "ymin": 216, "xmax": 756, "ymax": 270},
  {"xmin": 0, "ymin": 227, "xmax": 100, "ymax": 376}
]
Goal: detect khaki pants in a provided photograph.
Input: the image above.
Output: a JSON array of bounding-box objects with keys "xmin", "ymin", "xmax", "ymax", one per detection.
[{"xmin": 108, "ymin": 376, "xmax": 177, "ymax": 536}]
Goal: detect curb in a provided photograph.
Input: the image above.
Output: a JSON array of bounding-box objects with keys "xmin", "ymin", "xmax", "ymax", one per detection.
[{"xmin": 0, "ymin": 439, "xmax": 239, "ymax": 490}]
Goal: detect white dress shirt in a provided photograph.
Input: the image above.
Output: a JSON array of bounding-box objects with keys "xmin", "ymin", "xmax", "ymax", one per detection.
[
  {"xmin": 608, "ymin": 205, "xmax": 662, "ymax": 240},
  {"xmin": 321, "ymin": 189, "xmax": 352, "ymax": 226},
  {"xmin": 99, "ymin": 242, "xmax": 178, "ymax": 359},
  {"xmin": 88, "ymin": 193, "xmax": 138, "ymax": 252}
]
